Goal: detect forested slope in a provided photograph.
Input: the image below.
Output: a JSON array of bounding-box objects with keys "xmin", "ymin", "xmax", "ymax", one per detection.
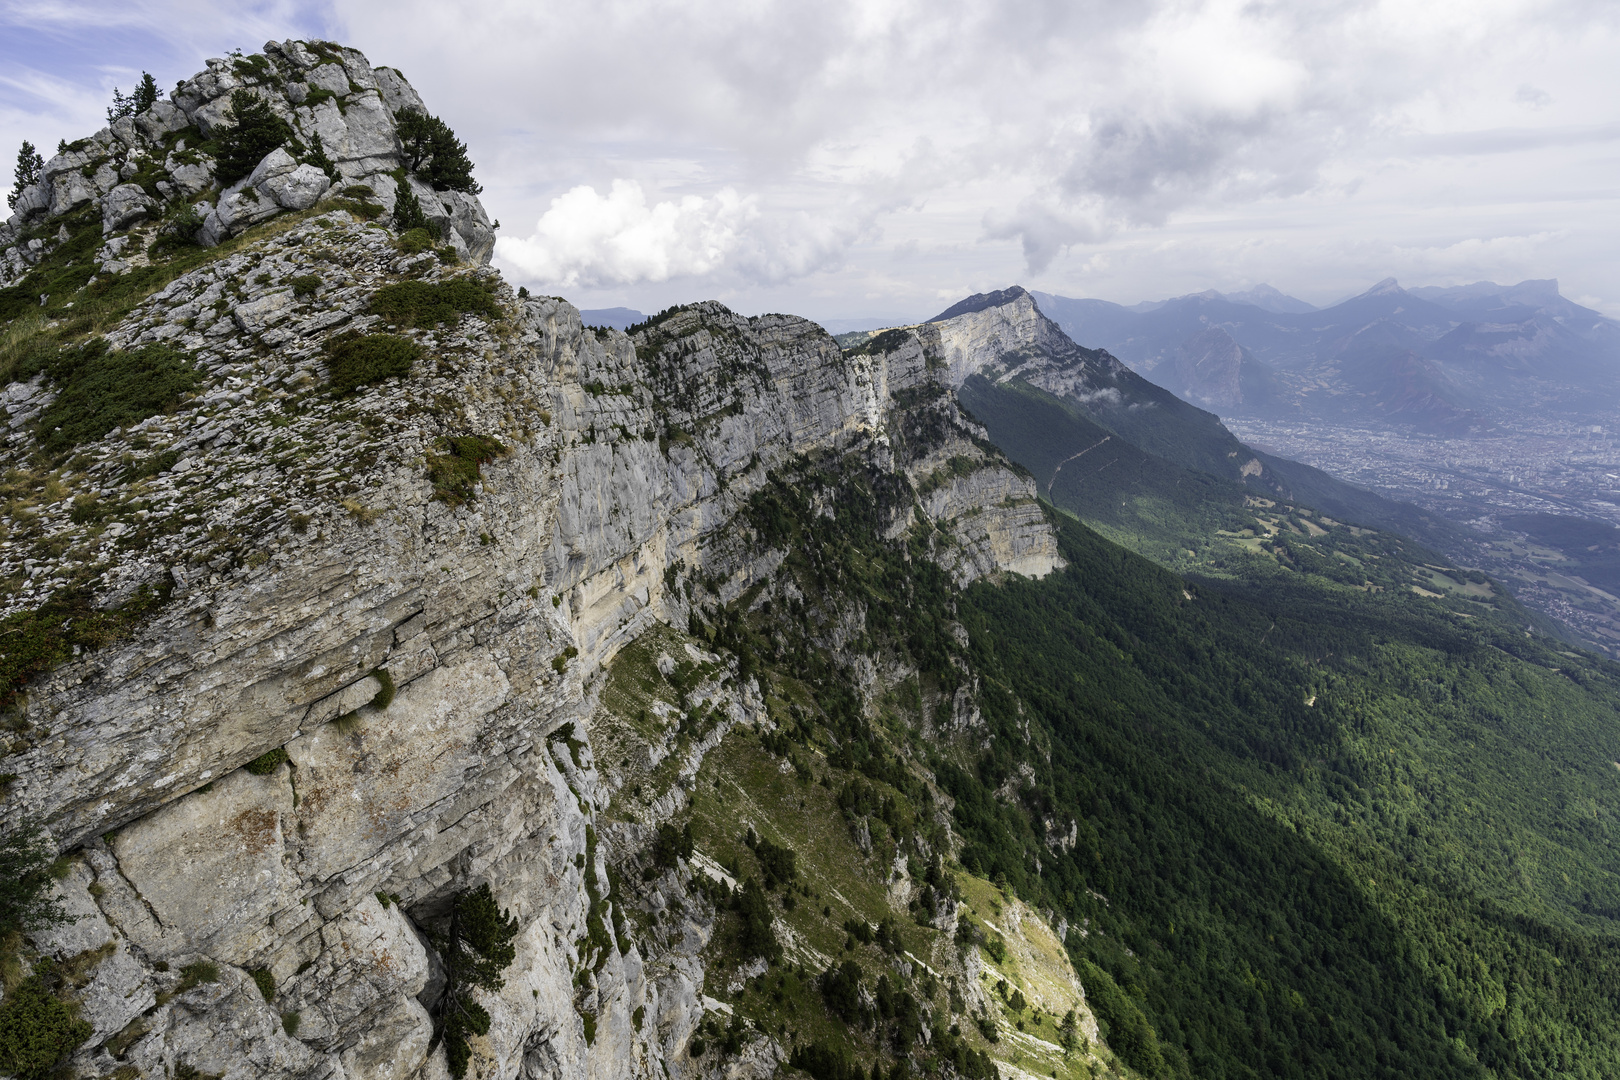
[{"xmin": 949, "ymin": 513, "xmax": 1620, "ymax": 1079}]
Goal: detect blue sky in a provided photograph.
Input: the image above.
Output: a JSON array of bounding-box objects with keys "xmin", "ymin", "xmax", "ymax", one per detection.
[{"xmin": 6, "ymin": 1, "xmax": 1620, "ymax": 326}]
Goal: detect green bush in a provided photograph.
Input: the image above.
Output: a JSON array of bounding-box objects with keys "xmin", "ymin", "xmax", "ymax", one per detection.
[
  {"xmin": 288, "ymin": 275, "xmax": 320, "ymax": 298},
  {"xmin": 733, "ymin": 877, "xmax": 779, "ymax": 962},
  {"xmin": 391, "ymin": 172, "xmax": 430, "ymax": 233},
  {"xmin": 301, "ymin": 133, "xmax": 338, "ymax": 181},
  {"xmin": 31, "ymin": 339, "xmax": 200, "ymax": 453},
  {"xmin": 0, "ymin": 584, "xmax": 169, "ymax": 712},
  {"xmin": 367, "ymin": 279, "xmax": 500, "ymax": 330},
  {"xmin": 426, "ymin": 434, "xmax": 508, "ymax": 505},
  {"xmin": 396, "ymin": 228, "xmax": 436, "ymax": 255},
  {"xmin": 175, "ymin": 961, "xmax": 220, "ymax": 994},
  {"xmin": 0, "ymin": 966, "xmax": 92, "ymax": 1080},
  {"xmin": 245, "ymin": 748, "xmax": 288, "ymax": 775},
  {"xmin": 0, "ymin": 821, "xmax": 73, "ymax": 937},
  {"xmin": 651, "ymin": 822, "xmax": 693, "ymax": 869},
  {"xmin": 250, "ymin": 968, "xmax": 275, "ymax": 1002},
  {"xmin": 324, "ymin": 333, "xmax": 421, "ymax": 395},
  {"xmin": 214, "ymin": 89, "xmax": 293, "ymax": 185}
]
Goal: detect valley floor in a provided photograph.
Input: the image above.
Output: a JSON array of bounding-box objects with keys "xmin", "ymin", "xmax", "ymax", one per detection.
[{"xmin": 1227, "ymin": 416, "xmax": 1620, "ymax": 657}]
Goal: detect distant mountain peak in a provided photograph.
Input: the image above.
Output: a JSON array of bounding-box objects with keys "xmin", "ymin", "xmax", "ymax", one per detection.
[
  {"xmin": 930, "ymin": 285, "xmax": 1030, "ymax": 322},
  {"xmin": 1359, "ymin": 277, "xmax": 1405, "ymax": 298},
  {"xmin": 1221, "ymin": 283, "xmax": 1317, "ymax": 314}
]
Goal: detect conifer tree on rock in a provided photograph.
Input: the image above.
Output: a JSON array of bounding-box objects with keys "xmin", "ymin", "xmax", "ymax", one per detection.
[
  {"xmin": 396, "ymin": 108, "xmax": 482, "ymax": 194},
  {"xmin": 215, "ymin": 88, "xmax": 293, "ymax": 186},
  {"xmin": 8, "ymin": 141, "xmax": 42, "ymax": 209},
  {"xmin": 433, "ymin": 882, "xmax": 519, "ymax": 1079}
]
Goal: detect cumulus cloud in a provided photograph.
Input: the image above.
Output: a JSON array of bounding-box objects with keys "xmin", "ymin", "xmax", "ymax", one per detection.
[
  {"xmin": 495, "ymin": 180, "xmax": 862, "ymax": 288},
  {"xmin": 498, "ymin": 181, "xmax": 757, "ymax": 288}
]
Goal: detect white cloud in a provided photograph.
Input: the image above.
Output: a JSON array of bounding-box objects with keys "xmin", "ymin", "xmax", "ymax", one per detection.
[
  {"xmin": 495, "ymin": 180, "xmax": 862, "ymax": 289},
  {"xmin": 497, "ymin": 181, "xmax": 756, "ymax": 288}
]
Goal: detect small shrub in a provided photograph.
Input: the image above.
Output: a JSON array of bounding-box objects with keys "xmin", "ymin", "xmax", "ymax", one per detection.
[
  {"xmin": 281, "ymin": 1011, "xmax": 300, "ymax": 1036},
  {"xmin": 301, "ymin": 133, "xmax": 338, "ymax": 181},
  {"xmin": 369, "ymin": 668, "xmax": 395, "ymax": 710},
  {"xmin": 426, "ymin": 433, "xmax": 508, "ymax": 505},
  {"xmin": 288, "ymin": 275, "xmax": 320, "ymax": 298},
  {"xmin": 551, "ymin": 645, "xmax": 579, "ymax": 675},
  {"xmin": 397, "ymin": 228, "xmax": 436, "ymax": 255},
  {"xmin": 734, "ymin": 877, "xmax": 780, "ymax": 962},
  {"xmin": 34, "ymin": 339, "xmax": 200, "ymax": 453},
  {"xmin": 250, "ymin": 968, "xmax": 275, "ymax": 1002},
  {"xmin": 0, "ymin": 821, "xmax": 75, "ymax": 937},
  {"xmin": 368, "ymin": 279, "xmax": 500, "ymax": 329},
  {"xmin": 651, "ymin": 822, "xmax": 693, "ymax": 869},
  {"xmin": 245, "ymin": 748, "xmax": 288, "ymax": 775},
  {"xmin": 688, "ymin": 1036, "xmax": 705, "ymax": 1058},
  {"xmin": 0, "ymin": 964, "xmax": 93, "ymax": 1079},
  {"xmin": 174, "ymin": 961, "xmax": 220, "ymax": 996},
  {"xmin": 324, "ymin": 332, "xmax": 421, "ymax": 395},
  {"xmin": 391, "ymin": 171, "xmax": 430, "ymax": 233}
]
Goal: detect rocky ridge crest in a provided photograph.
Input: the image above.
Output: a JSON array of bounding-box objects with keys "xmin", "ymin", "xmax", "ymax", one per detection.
[{"xmin": 1, "ymin": 39, "xmax": 495, "ymax": 286}]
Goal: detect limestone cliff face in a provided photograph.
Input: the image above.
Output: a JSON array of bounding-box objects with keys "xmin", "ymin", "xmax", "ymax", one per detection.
[{"xmin": 0, "ymin": 195, "xmax": 1062, "ymax": 1075}]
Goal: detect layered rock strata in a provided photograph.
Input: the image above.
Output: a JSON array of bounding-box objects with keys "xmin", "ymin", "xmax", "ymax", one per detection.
[{"xmin": 1, "ymin": 213, "xmax": 1062, "ymax": 1077}]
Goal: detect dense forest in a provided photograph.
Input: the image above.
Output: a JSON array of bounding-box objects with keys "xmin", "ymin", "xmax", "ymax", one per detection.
[{"xmin": 949, "ymin": 512, "xmax": 1620, "ymax": 1079}]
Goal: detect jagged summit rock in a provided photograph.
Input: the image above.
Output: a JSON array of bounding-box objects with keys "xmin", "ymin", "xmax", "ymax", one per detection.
[{"xmin": 0, "ymin": 39, "xmax": 495, "ymax": 284}]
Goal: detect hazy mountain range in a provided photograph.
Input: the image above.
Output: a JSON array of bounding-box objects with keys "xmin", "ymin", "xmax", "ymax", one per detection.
[{"xmin": 1033, "ymin": 278, "xmax": 1620, "ymax": 433}]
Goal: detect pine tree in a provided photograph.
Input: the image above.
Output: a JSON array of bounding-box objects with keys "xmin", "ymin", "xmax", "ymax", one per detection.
[
  {"xmin": 302, "ymin": 133, "xmax": 338, "ymax": 181},
  {"xmin": 395, "ymin": 108, "xmax": 482, "ymax": 194},
  {"xmin": 8, "ymin": 141, "xmax": 43, "ymax": 210},
  {"xmin": 434, "ymin": 883, "xmax": 518, "ymax": 1079},
  {"xmin": 214, "ymin": 88, "xmax": 293, "ymax": 185},
  {"xmin": 132, "ymin": 72, "xmax": 162, "ymax": 114},
  {"xmin": 391, "ymin": 171, "xmax": 431, "ymax": 234},
  {"xmin": 106, "ymin": 86, "xmax": 135, "ymax": 124}
]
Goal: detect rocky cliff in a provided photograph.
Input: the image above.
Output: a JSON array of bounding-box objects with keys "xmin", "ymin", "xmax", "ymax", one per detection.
[{"xmin": 0, "ymin": 43, "xmax": 1105, "ymax": 1080}]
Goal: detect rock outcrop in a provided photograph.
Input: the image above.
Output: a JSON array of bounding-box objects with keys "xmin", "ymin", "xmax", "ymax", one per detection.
[{"xmin": 0, "ymin": 39, "xmax": 495, "ymax": 288}]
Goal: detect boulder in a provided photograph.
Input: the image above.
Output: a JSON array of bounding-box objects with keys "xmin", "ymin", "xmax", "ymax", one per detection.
[
  {"xmin": 438, "ymin": 189, "xmax": 497, "ymax": 265},
  {"xmin": 134, "ymin": 100, "xmax": 189, "ymax": 142},
  {"xmin": 246, "ymin": 146, "xmax": 299, "ymax": 188},
  {"xmin": 167, "ymin": 157, "xmax": 216, "ymax": 197},
  {"xmin": 48, "ymin": 170, "xmax": 98, "ymax": 216},
  {"xmin": 306, "ymin": 63, "xmax": 351, "ymax": 97},
  {"xmin": 108, "ymin": 766, "xmax": 298, "ymax": 961},
  {"xmin": 110, "ymin": 116, "xmax": 140, "ymax": 147},
  {"xmin": 373, "ymin": 66, "xmax": 426, "ymax": 116},
  {"xmin": 202, "ymin": 183, "xmax": 281, "ymax": 244},
  {"xmin": 262, "ymin": 162, "xmax": 330, "ymax": 210},
  {"xmin": 91, "ymin": 162, "xmax": 120, "ymax": 194},
  {"xmin": 332, "ymin": 91, "xmax": 397, "ymax": 175},
  {"xmin": 102, "ymin": 183, "xmax": 157, "ymax": 234}
]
